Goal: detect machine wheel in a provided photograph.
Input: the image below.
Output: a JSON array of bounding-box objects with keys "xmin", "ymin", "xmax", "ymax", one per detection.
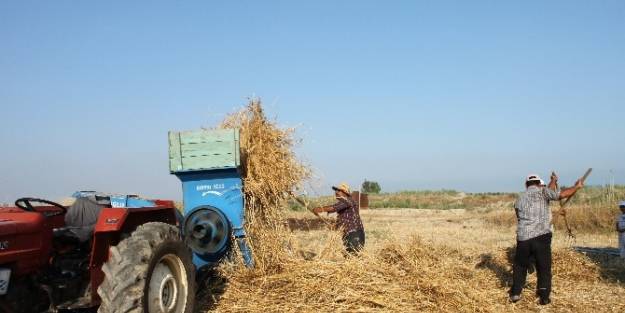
[{"xmin": 97, "ymin": 222, "xmax": 195, "ymax": 313}]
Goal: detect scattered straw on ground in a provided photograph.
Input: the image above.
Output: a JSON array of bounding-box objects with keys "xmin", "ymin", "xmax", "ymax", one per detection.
[{"xmin": 210, "ymin": 233, "xmax": 625, "ymax": 312}]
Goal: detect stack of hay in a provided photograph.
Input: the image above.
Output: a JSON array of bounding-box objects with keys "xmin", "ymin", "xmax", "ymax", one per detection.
[{"xmin": 219, "ymin": 99, "xmax": 310, "ymax": 271}]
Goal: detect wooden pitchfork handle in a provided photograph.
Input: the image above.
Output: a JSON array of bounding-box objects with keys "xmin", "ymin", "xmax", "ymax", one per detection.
[
  {"xmin": 557, "ymin": 168, "xmax": 592, "ymax": 239},
  {"xmin": 294, "ymin": 196, "xmax": 319, "ymax": 217},
  {"xmin": 559, "ymin": 168, "xmax": 592, "ymax": 209},
  {"xmin": 554, "ymin": 179, "xmax": 575, "ymax": 239},
  {"xmin": 293, "ymin": 196, "xmax": 336, "ymax": 228},
  {"xmin": 294, "ymin": 196, "xmax": 333, "ymax": 221}
]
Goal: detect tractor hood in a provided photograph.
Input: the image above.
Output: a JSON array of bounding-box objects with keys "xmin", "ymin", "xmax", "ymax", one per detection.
[
  {"xmin": 0, "ymin": 208, "xmax": 45, "ymax": 236},
  {"xmin": 0, "ymin": 207, "xmax": 50, "ymax": 276}
]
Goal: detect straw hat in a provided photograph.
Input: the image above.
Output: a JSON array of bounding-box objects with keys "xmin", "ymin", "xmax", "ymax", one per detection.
[{"xmin": 332, "ymin": 183, "xmax": 351, "ymax": 195}]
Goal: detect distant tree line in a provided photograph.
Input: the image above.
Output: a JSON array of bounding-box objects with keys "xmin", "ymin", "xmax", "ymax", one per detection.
[{"xmin": 362, "ymin": 180, "xmax": 381, "ymax": 194}]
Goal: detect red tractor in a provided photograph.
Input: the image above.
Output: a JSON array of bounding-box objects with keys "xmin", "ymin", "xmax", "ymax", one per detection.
[{"xmin": 0, "ymin": 194, "xmax": 196, "ymax": 313}]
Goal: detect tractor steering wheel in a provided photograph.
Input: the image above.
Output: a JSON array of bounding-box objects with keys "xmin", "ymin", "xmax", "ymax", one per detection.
[{"xmin": 15, "ymin": 197, "xmax": 68, "ymax": 217}]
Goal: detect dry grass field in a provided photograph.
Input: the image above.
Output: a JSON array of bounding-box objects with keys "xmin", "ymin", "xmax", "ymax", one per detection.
[{"xmin": 201, "ymin": 206, "xmax": 625, "ymax": 313}]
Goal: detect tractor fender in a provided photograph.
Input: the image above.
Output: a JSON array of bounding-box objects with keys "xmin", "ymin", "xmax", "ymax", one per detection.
[
  {"xmin": 93, "ymin": 208, "xmax": 129, "ymax": 233},
  {"xmin": 88, "ymin": 206, "xmax": 179, "ymax": 305}
]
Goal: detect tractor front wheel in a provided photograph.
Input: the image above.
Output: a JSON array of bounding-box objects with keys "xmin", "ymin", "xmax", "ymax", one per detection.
[{"xmin": 97, "ymin": 222, "xmax": 195, "ymax": 313}]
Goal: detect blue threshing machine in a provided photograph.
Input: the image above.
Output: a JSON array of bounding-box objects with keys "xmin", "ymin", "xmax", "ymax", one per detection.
[{"xmin": 168, "ymin": 128, "xmax": 253, "ymax": 269}]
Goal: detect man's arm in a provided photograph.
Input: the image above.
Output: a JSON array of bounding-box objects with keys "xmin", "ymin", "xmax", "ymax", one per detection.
[
  {"xmin": 313, "ymin": 205, "xmax": 336, "ymax": 214},
  {"xmin": 558, "ymin": 179, "xmax": 584, "ymax": 200},
  {"xmin": 547, "ymin": 171, "xmax": 584, "ymax": 200},
  {"xmin": 313, "ymin": 199, "xmax": 350, "ymax": 214}
]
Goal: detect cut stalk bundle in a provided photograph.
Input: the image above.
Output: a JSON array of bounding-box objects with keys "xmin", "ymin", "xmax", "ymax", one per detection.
[{"xmin": 219, "ymin": 99, "xmax": 310, "ymax": 271}]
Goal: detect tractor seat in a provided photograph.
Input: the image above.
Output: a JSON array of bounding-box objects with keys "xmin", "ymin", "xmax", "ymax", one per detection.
[{"xmin": 62, "ymin": 197, "xmax": 105, "ymax": 243}]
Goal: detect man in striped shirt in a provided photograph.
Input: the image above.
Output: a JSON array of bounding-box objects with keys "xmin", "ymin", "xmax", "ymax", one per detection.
[{"xmin": 510, "ymin": 173, "xmax": 583, "ymax": 305}]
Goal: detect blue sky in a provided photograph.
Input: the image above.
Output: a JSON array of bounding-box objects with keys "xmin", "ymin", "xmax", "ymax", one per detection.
[{"xmin": 1, "ymin": 1, "xmax": 624, "ymax": 202}]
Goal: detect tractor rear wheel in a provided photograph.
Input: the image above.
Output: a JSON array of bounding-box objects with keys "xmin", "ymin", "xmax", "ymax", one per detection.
[{"xmin": 97, "ymin": 222, "xmax": 195, "ymax": 313}]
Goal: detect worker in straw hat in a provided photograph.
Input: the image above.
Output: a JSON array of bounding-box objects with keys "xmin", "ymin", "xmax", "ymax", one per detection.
[
  {"xmin": 313, "ymin": 183, "xmax": 365, "ymax": 254},
  {"xmin": 510, "ymin": 172, "xmax": 584, "ymax": 305}
]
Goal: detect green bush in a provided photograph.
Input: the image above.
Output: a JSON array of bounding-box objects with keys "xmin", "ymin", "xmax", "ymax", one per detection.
[{"xmin": 362, "ymin": 180, "xmax": 381, "ymax": 194}]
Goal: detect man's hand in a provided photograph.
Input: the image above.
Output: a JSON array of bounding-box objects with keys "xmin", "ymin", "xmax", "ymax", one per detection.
[
  {"xmin": 559, "ymin": 177, "xmax": 586, "ymax": 200},
  {"xmin": 548, "ymin": 171, "xmax": 559, "ymax": 190},
  {"xmin": 574, "ymin": 179, "xmax": 584, "ymax": 189},
  {"xmin": 550, "ymin": 171, "xmax": 558, "ymax": 182},
  {"xmin": 312, "ymin": 207, "xmax": 323, "ymax": 214}
]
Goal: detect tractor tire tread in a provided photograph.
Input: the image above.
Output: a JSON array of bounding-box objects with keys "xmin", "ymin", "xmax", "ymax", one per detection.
[{"xmin": 97, "ymin": 222, "xmax": 195, "ymax": 313}]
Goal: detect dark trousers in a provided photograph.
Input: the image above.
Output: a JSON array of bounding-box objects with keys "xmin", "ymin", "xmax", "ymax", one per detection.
[
  {"xmin": 343, "ymin": 229, "xmax": 365, "ymax": 254},
  {"xmin": 511, "ymin": 232, "xmax": 552, "ymax": 298}
]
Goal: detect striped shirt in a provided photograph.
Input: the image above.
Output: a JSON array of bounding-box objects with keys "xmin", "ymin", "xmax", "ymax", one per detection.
[{"xmin": 514, "ymin": 186, "xmax": 560, "ymax": 241}]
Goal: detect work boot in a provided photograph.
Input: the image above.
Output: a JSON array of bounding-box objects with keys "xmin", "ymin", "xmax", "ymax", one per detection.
[
  {"xmin": 509, "ymin": 294, "xmax": 521, "ymax": 303},
  {"xmin": 537, "ymin": 288, "xmax": 550, "ymax": 305}
]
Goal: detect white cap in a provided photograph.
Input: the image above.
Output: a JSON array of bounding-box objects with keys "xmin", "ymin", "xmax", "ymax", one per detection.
[
  {"xmin": 539, "ymin": 179, "xmax": 546, "ymax": 186},
  {"xmin": 526, "ymin": 174, "xmax": 542, "ymax": 183}
]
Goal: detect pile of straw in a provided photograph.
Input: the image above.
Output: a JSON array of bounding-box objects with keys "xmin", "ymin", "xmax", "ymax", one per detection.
[
  {"xmin": 210, "ymin": 235, "xmax": 625, "ymax": 312},
  {"xmin": 219, "ymin": 99, "xmax": 310, "ymax": 271}
]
